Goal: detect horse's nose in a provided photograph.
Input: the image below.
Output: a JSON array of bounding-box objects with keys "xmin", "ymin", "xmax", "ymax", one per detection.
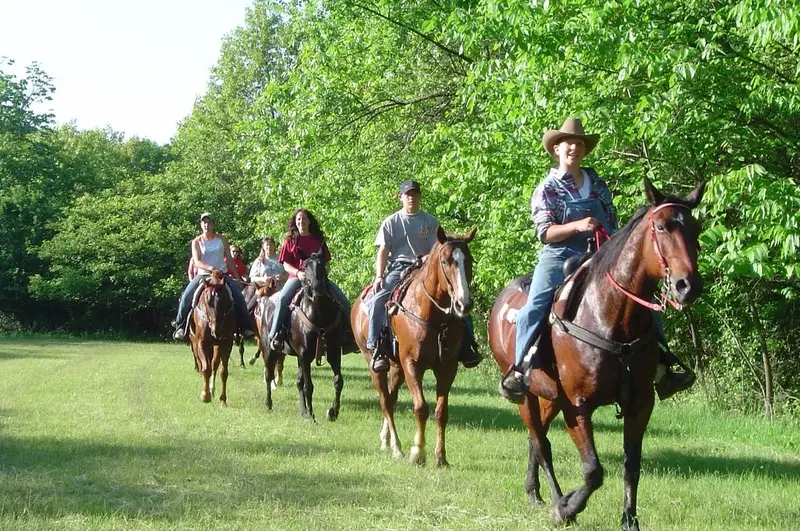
[
  {"xmin": 454, "ymin": 297, "xmax": 472, "ymax": 317},
  {"xmin": 674, "ymin": 275, "xmax": 703, "ymax": 303}
]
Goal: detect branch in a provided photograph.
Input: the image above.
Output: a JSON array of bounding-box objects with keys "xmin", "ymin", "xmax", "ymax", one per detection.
[{"xmin": 347, "ymin": 1, "xmax": 474, "ymax": 64}]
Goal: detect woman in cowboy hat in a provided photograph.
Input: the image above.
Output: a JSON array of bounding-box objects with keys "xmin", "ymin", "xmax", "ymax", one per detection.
[{"xmin": 499, "ymin": 118, "xmax": 695, "ymax": 402}]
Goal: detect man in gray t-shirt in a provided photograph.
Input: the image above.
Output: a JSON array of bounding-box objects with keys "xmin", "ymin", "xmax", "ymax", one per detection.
[{"xmin": 367, "ymin": 180, "xmax": 481, "ymax": 373}]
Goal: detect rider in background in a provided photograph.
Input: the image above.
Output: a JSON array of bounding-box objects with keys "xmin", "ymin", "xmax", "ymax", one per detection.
[
  {"xmin": 249, "ymin": 237, "xmax": 287, "ymax": 290},
  {"xmin": 171, "ymin": 212, "xmax": 255, "ymax": 341},
  {"xmin": 367, "ymin": 179, "xmax": 481, "ymax": 373},
  {"xmin": 268, "ymin": 209, "xmax": 352, "ymax": 351},
  {"xmin": 499, "ymin": 118, "xmax": 695, "ymax": 403},
  {"xmin": 229, "ymin": 245, "xmax": 248, "ymax": 282}
]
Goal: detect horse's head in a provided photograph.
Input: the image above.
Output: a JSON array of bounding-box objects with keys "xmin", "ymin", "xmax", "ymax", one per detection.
[
  {"xmin": 200, "ymin": 269, "xmax": 234, "ymax": 340},
  {"xmin": 433, "ymin": 226, "xmax": 477, "ymax": 318},
  {"xmin": 301, "ymin": 251, "xmax": 328, "ymax": 298},
  {"xmin": 643, "ymin": 177, "xmax": 705, "ymax": 305}
]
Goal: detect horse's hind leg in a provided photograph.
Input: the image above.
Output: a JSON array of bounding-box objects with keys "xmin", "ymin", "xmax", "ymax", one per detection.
[
  {"xmin": 521, "ymin": 395, "xmax": 563, "ymax": 506},
  {"xmin": 238, "ymin": 336, "xmax": 246, "ymax": 368},
  {"xmin": 263, "ymin": 348, "xmax": 278, "ymax": 410},
  {"xmin": 325, "ymin": 348, "xmax": 344, "ymax": 421},
  {"xmin": 552, "ymin": 408, "xmax": 603, "ymax": 526},
  {"xmin": 621, "ymin": 395, "xmax": 655, "ymax": 531},
  {"xmin": 403, "ymin": 359, "xmax": 428, "ymax": 466},
  {"xmin": 275, "ymin": 353, "xmax": 284, "ymax": 386},
  {"xmin": 372, "ymin": 364, "xmax": 404, "ymax": 459},
  {"xmin": 432, "ymin": 364, "xmax": 457, "ymax": 468}
]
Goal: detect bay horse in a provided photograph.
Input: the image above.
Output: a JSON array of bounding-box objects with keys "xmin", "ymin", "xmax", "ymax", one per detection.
[
  {"xmin": 352, "ymin": 226, "xmax": 476, "ymax": 466},
  {"xmin": 489, "ymin": 178, "xmax": 704, "ymax": 530},
  {"xmin": 264, "ymin": 251, "xmax": 345, "ymax": 422},
  {"xmin": 188, "ymin": 269, "xmax": 236, "ymax": 406}
]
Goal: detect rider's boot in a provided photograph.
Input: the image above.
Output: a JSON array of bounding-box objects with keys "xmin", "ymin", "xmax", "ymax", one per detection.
[
  {"xmin": 370, "ymin": 350, "xmax": 390, "ymax": 373},
  {"xmin": 269, "ymin": 328, "xmax": 286, "ymax": 351},
  {"xmin": 654, "ymin": 347, "xmax": 696, "ymax": 400},
  {"xmin": 500, "ymin": 338, "xmax": 540, "ymax": 404},
  {"xmin": 459, "ymin": 337, "xmax": 482, "ymax": 368}
]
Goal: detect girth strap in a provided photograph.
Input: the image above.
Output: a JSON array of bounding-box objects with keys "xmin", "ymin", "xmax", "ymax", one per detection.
[{"xmin": 292, "ymin": 305, "xmax": 342, "ymax": 366}]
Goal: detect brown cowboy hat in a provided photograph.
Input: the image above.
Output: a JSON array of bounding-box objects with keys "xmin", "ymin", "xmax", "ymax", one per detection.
[{"xmin": 542, "ymin": 118, "xmax": 600, "ymax": 158}]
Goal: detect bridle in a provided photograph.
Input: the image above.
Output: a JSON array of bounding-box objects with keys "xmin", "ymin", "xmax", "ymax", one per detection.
[
  {"xmin": 604, "ymin": 202, "xmax": 692, "ymax": 312},
  {"xmin": 422, "ymin": 240, "xmax": 468, "ymax": 316}
]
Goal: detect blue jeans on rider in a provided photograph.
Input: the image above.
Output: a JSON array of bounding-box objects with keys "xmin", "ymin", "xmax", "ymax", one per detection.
[
  {"xmin": 366, "ymin": 261, "xmax": 407, "ymax": 350},
  {"xmin": 268, "ymin": 277, "xmax": 351, "ymax": 339},
  {"xmin": 174, "ymin": 274, "xmax": 253, "ymax": 333},
  {"xmin": 514, "ymin": 248, "xmax": 567, "ymax": 368}
]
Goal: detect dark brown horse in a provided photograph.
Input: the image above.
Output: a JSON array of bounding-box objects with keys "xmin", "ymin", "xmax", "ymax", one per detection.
[
  {"xmin": 489, "ymin": 178, "xmax": 704, "ymax": 530},
  {"xmin": 265, "ymin": 252, "xmax": 345, "ymax": 422},
  {"xmin": 188, "ymin": 269, "xmax": 236, "ymax": 406},
  {"xmin": 352, "ymin": 227, "xmax": 476, "ymax": 466}
]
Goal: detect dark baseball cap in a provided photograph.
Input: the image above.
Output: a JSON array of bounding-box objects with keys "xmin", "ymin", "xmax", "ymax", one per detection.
[{"xmin": 399, "ymin": 180, "xmax": 421, "ymax": 195}]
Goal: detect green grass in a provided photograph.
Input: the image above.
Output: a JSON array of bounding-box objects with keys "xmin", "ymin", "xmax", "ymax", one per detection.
[{"xmin": 1, "ymin": 338, "xmax": 798, "ymax": 530}]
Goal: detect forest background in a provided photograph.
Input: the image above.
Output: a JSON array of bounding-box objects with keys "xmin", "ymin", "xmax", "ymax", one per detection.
[{"xmin": 1, "ymin": 0, "xmax": 798, "ymax": 418}]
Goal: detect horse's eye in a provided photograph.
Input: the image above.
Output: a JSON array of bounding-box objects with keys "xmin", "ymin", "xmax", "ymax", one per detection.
[{"xmin": 656, "ymin": 224, "xmax": 666, "ymax": 233}]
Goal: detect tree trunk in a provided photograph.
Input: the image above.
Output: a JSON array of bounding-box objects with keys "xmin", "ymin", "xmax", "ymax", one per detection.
[{"xmin": 748, "ymin": 298, "xmax": 774, "ymax": 420}]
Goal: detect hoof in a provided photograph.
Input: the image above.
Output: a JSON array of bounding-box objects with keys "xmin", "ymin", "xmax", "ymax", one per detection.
[
  {"xmin": 409, "ymin": 446, "xmax": 426, "ymax": 466},
  {"xmin": 220, "ymin": 400, "xmax": 228, "ymax": 408},
  {"xmin": 621, "ymin": 514, "xmax": 640, "ymax": 531},
  {"xmin": 248, "ymin": 356, "xmax": 258, "ymax": 365},
  {"xmin": 436, "ymin": 457, "xmax": 450, "ymax": 468},
  {"xmin": 392, "ymin": 448, "xmax": 404, "ymax": 460},
  {"xmin": 550, "ymin": 501, "xmax": 576, "ymax": 527},
  {"xmin": 200, "ymin": 393, "xmax": 211, "ymax": 403},
  {"xmin": 527, "ymin": 494, "xmax": 546, "ymax": 507},
  {"xmin": 326, "ymin": 407, "xmax": 339, "ymax": 422}
]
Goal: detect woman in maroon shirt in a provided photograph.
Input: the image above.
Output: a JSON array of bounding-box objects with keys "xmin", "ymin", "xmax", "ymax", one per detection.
[{"xmin": 268, "ymin": 209, "xmax": 351, "ymax": 348}]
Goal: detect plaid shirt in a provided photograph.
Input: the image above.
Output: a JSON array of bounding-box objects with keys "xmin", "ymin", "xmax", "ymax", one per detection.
[{"xmin": 530, "ymin": 167, "xmax": 618, "ymax": 242}]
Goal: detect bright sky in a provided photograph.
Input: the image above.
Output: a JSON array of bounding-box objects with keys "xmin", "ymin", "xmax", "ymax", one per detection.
[{"xmin": 0, "ymin": 0, "xmax": 254, "ymax": 144}]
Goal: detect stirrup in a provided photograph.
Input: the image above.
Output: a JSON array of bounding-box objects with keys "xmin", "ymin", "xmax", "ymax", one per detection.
[
  {"xmin": 499, "ymin": 368, "xmax": 527, "ymax": 404},
  {"xmin": 371, "ymin": 352, "xmax": 390, "ymax": 373}
]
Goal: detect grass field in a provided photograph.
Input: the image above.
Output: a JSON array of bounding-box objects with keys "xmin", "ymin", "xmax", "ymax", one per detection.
[{"xmin": 1, "ymin": 337, "xmax": 798, "ymax": 530}]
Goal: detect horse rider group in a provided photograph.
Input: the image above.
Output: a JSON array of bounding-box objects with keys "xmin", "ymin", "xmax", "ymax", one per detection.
[{"xmin": 169, "ymin": 117, "xmax": 696, "ymax": 401}]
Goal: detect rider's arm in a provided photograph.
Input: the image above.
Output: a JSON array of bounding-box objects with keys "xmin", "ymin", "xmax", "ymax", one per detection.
[
  {"xmin": 542, "ymin": 219, "xmax": 600, "ymax": 243},
  {"xmin": 373, "ymin": 245, "xmax": 389, "ymax": 291},
  {"xmin": 191, "ymin": 239, "xmax": 216, "ymax": 274}
]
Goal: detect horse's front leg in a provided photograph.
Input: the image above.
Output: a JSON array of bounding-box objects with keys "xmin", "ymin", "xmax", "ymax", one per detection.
[
  {"xmin": 218, "ymin": 345, "xmax": 230, "ymax": 407},
  {"xmin": 621, "ymin": 393, "xmax": 655, "ymax": 531},
  {"xmin": 263, "ymin": 347, "xmax": 278, "ymax": 410},
  {"xmin": 199, "ymin": 347, "xmax": 213, "ymax": 403},
  {"xmin": 552, "ymin": 408, "xmax": 603, "ymax": 526},
  {"xmin": 403, "ymin": 357, "xmax": 428, "ymax": 466},
  {"xmin": 521, "ymin": 395, "xmax": 563, "ymax": 506},
  {"xmin": 432, "ymin": 363, "xmax": 457, "ymax": 468},
  {"xmin": 326, "ymin": 345, "xmax": 344, "ymax": 421},
  {"xmin": 296, "ymin": 355, "xmax": 315, "ymax": 422},
  {"xmin": 210, "ymin": 347, "xmax": 222, "ymax": 399}
]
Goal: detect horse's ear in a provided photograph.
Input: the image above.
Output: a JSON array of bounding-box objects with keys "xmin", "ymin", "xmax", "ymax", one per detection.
[
  {"xmin": 643, "ymin": 176, "xmax": 665, "ymax": 206},
  {"xmin": 683, "ymin": 180, "xmax": 706, "ymax": 209},
  {"xmin": 436, "ymin": 225, "xmax": 447, "ymax": 244},
  {"xmin": 463, "ymin": 227, "xmax": 477, "ymax": 243}
]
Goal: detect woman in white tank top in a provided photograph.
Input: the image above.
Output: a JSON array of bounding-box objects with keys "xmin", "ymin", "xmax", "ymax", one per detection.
[{"xmin": 171, "ymin": 212, "xmax": 256, "ymax": 340}]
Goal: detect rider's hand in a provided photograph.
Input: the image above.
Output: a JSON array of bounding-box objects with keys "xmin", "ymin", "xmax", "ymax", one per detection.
[
  {"xmin": 574, "ymin": 217, "xmax": 601, "ymax": 233},
  {"xmin": 372, "ymin": 276, "xmax": 384, "ymax": 292},
  {"xmin": 297, "ymin": 271, "xmax": 306, "ymax": 281}
]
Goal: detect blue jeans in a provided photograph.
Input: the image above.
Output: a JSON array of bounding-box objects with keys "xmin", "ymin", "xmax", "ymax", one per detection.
[
  {"xmin": 174, "ymin": 274, "xmax": 253, "ymax": 332},
  {"xmin": 366, "ymin": 262, "xmax": 406, "ymax": 349},
  {"xmin": 514, "ymin": 249, "xmax": 567, "ymax": 366},
  {"xmin": 268, "ymin": 277, "xmax": 351, "ymax": 339}
]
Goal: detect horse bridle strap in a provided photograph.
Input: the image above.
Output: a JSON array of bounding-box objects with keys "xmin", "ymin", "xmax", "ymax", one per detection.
[
  {"xmin": 606, "ymin": 202, "xmax": 689, "ymax": 312},
  {"xmin": 421, "ymin": 239, "xmax": 465, "ymax": 316}
]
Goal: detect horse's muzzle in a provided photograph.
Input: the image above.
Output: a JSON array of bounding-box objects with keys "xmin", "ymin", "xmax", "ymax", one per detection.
[
  {"xmin": 453, "ymin": 298, "xmax": 472, "ymax": 318},
  {"xmin": 672, "ymin": 274, "xmax": 703, "ymax": 304}
]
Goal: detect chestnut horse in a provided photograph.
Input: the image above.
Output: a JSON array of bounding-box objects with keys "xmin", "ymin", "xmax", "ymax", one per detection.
[
  {"xmin": 352, "ymin": 226, "xmax": 476, "ymax": 466},
  {"xmin": 251, "ymin": 280, "xmax": 286, "ymax": 392},
  {"xmin": 188, "ymin": 269, "xmax": 236, "ymax": 406},
  {"xmin": 265, "ymin": 252, "xmax": 345, "ymax": 422},
  {"xmin": 489, "ymin": 178, "xmax": 704, "ymax": 530}
]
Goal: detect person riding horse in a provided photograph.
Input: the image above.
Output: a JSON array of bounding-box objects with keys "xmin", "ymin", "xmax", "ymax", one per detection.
[
  {"xmin": 499, "ymin": 118, "xmax": 695, "ymax": 403},
  {"xmin": 172, "ymin": 212, "xmax": 255, "ymax": 341},
  {"xmin": 366, "ymin": 179, "xmax": 481, "ymax": 373},
  {"xmin": 246, "ymin": 236, "xmax": 287, "ymax": 312},
  {"xmin": 268, "ymin": 209, "xmax": 352, "ymax": 351}
]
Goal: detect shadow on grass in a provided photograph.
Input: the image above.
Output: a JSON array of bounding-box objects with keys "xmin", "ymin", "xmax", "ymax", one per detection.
[
  {"xmin": 0, "ymin": 434, "xmax": 388, "ymax": 520},
  {"xmin": 641, "ymin": 449, "xmax": 800, "ymax": 481},
  {"xmin": 0, "ymin": 350, "xmax": 66, "ymax": 362}
]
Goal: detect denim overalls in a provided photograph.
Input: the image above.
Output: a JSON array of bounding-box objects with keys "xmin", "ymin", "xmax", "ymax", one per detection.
[{"xmin": 514, "ymin": 179, "xmax": 614, "ymax": 366}]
